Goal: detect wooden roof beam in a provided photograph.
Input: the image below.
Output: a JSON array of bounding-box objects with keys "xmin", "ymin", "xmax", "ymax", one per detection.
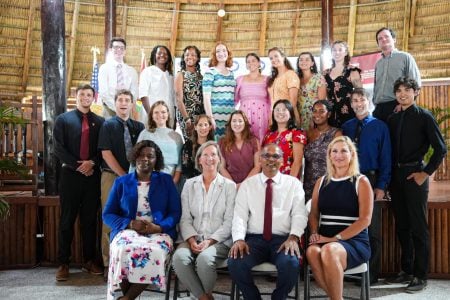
[
  {"xmin": 121, "ymin": 0, "xmax": 129, "ymax": 39},
  {"xmin": 66, "ymin": 0, "xmax": 80, "ymax": 93},
  {"xmin": 291, "ymin": 0, "xmax": 301, "ymax": 54},
  {"xmin": 169, "ymin": 0, "xmax": 180, "ymax": 54},
  {"xmin": 22, "ymin": 0, "xmax": 38, "ymax": 92},
  {"xmin": 410, "ymin": 0, "xmax": 417, "ymax": 37},
  {"xmin": 402, "ymin": 0, "xmax": 411, "ymax": 51},
  {"xmin": 259, "ymin": 0, "xmax": 268, "ymax": 56},
  {"xmin": 347, "ymin": 0, "xmax": 357, "ymax": 56},
  {"xmin": 216, "ymin": 1, "xmax": 224, "ymax": 42}
]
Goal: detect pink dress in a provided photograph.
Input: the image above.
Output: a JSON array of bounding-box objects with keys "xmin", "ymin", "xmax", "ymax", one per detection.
[{"xmin": 234, "ymin": 75, "xmax": 271, "ymax": 143}]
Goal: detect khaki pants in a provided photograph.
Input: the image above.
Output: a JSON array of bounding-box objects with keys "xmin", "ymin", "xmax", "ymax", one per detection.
[{"xmin": 100, "ymin": 171, "xmax": 118, "ymax": 267}]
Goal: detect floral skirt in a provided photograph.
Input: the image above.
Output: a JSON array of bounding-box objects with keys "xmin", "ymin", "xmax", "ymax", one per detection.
[{"xmin": 107, "ymin": 230, "xmax": 173, "ymax": 300}]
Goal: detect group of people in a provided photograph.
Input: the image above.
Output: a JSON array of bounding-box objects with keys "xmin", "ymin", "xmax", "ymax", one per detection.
[{"xmin": 52, "ymin": 26, "xmax": 447, "ymax": 300}]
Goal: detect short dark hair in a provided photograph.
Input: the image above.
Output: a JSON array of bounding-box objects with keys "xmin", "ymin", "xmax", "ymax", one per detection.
[
  {"xmin": 109, "ymin": 37, "xmax": 126, "ymax": 49},
  {"xmin": 350, "ymin": 88, "xmax": 370, "ymax": 100},
  {"xmin": 270, "ymin": 99, "xmax": 297, "ymax": 131},
  {"xmin": 393, "ymin": 77, "xmax": 420, "ymax": 93},
  {"xmin": 375, "ymin": 27, "xmax": 396, "ymax": 43},
  {"xmin": 313, "ymin": 99, "xmax": 333, "ymax": 112},
  {"xmin": 128, "ymin": 140, "xmax": 164, "ymax": 171},
  {"xmin": 114, "ymin": 89, "xmax": 133, "ymax": 102},
  {"xmin": 180, "ymin": 45, "xmax": 201, "ymax": 73},
  {"xmin": 76, "ymin": 84, "xmax": 95, "ymax": 95}
]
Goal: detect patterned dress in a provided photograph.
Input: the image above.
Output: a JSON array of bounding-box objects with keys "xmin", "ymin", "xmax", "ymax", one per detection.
[
  {"xmin": 324, "ymin": 67, "xmax": 361, "ymax": 128},
  {"xmin": 202, "ymin": 67, "xmax": 236, "ymax": 140},
  {"xmin": 267, "ymin": 70, "xmax": 300, "ymax": 108},
  {"xmin": 262, "ymin": 128, "xmax": 307, "ymax": 176},
  {"xmin": 234, "ymin": 76, "xmax": 271, "ymax": 143},
  {"xmin": 303, "ymin": 127, "xmax": 339, "ymax": 201},
  {"xmin": 176, "ymin": 70, "xmax": 205, "ymax": 141},
  {"xmin": 298, "ymin": 73, "xmax": 326, "ymax": 130},
  {"xmin": 107, "ymin": 182, "xmax": 173, "ymax": 300},
  {"xmin": 180, "ymin": 139, "xmax": 202, "ymax": 179}
]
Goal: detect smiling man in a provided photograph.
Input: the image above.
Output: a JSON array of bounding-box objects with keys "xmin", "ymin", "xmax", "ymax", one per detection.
[
  {"xmin": 372, "ymin": 27, "xmax": 421, "ymax": 122},
  {"xmin": 386, "ymin": 77, "xmax": 446, "ymax": 293},
  {"xmin": 228, "ymin": 143, "xmax": 308, "ymax": 300},
  {"xmin": 97, "ymin": 89, "xmax": 144, "ymax": 280}
]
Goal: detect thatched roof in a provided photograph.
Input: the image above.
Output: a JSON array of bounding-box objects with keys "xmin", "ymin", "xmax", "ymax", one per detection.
[{"xmin": 1, "ymin": 0, "xmax": 450, "ymax": 100}]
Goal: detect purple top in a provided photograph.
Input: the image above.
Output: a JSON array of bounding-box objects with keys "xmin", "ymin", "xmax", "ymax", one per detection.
[{"xmin": 219, "ymin": 138, "xmax": 259, "ymax": 184}]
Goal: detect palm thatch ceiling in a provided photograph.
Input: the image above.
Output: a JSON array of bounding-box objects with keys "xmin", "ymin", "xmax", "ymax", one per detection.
[{"xmin": 1, "ymin": 0, "xmax": 450, "ymax": 100}]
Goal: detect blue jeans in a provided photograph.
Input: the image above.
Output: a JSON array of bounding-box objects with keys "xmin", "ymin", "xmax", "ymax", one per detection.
[{"xmin": 228, "ymin": 234, "xmax": 299, "ymax": 300}]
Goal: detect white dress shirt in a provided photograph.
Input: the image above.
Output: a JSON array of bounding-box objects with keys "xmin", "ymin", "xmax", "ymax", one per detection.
[
  {"xmin": 232, "ymin": 172, "xmax": 308, "ymax": 242},
  {"xmin": 139, "ymin": 65, "xmax": 176, "ymax": 124},
  {"xmin": 98, "ymin": 61, "xmax": 139, "ymax": 111}
]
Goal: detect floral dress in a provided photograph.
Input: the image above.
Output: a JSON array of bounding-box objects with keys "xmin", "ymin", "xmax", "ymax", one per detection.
[
  {"xmin": 176, "ymin": 70, "xmax": 205, "ymax": 141},
  {"xmin": 324, "ymin": 67, "xmax": 361, "ymax": 128},
  {"xmin": 303, "ymin": 127, "xmax": 339, "ymax": 201},
  {"xmin": 107, "ymin": 182, "xmax": 173, "ymax": 300},
  {"xmin": 298, "ymin": 73, "xmax": 326, "ymax": 130},
  {"xmin": 262, "ymin": 128, "xmax": 307, "ymax": 175}
]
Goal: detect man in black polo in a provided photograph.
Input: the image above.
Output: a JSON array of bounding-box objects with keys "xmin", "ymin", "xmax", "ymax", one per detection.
[
  {"xmin": 97, "ymin": 89, "xmax": 144, "ymax": 279},
  {"xmin": 53, "ymin": 84, "xmax": 105, "ymax": 281},
  {"xmin": 386, "ymin": 77, "xmax": 447, "ymax": 293}
]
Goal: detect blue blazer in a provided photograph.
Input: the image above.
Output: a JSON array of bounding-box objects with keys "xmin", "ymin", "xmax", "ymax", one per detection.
[{"xmin": 102, "ymin": 171, "xmax": 181, "ymax": 241}]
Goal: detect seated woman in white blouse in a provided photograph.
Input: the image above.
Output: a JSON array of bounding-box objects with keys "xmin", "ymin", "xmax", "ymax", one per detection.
[
  {"xmin": 137, "ymin": 101, "xmax": 183, "ymax": 184},
  {"xmin": 172, "ymin": 141, "xmax": 236, "ymax": 300}
]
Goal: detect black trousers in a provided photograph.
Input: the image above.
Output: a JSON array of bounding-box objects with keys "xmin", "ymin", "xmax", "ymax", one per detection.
[
  {"xmin": 364, "ymin": 171, "xmax": 382, "ymax": 282},
  {"xmin": 373, "ymin": 100, "xmax": 398, "ymax": 123},
  {"xmin": 57, "ymin": 167, "xmax": 101, "ymax": 264},
  {"xmin": 389, "ymin": 165, "xmax": 429, "ymax": 280}
]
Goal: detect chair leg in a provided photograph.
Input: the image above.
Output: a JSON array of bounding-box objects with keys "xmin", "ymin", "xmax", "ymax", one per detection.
[
  {"xmin": 230, "ymin": 280, "xmax": 236, "ymax": 300},
  {"xmin": 173, "ymin": 274, "xmax": 179, "ymax": 300},
  {"xmin": 304, "ymin": 264, "xmax": 310, "ymax": 300},
  {"xmin": 363, "ymin": 267, "xmax": 370, "ymax": 300},
  {"xmin": 165, "ymin": 267, "xmax": 172, "ymax": 300}
]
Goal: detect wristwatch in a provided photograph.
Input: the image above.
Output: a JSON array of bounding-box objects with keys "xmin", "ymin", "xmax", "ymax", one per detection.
[{"xmin": 335, "ymin": 234, "xmax": 343, "ymax": 241}]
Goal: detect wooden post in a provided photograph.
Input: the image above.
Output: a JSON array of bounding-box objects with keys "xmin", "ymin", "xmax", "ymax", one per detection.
[
  {"xmin": 259, "ymin": 0, "xmax": 268, "ymax": 56},
  {"xmin": 410, "ymin": 0, "xmax": 418, "ymax": 37},
  {"xmin": 22, "ymin": 0, "xmax": 37, "ymax": 92},
  {"xmin": 291, "ymin": 0, "xmax": 301, "ymax": 54},
  {"xmin": 402, "ymin": 0, "xmax": 411, "ymax": 51},
  {"xmin": 321, "ymin": 0, "xmax": 334, "ymax": 71},
  {"xmin": 66, "ymin": 0, "xmax": 80, "ymax": 93},
  {"xmin": 347, "ymin": 0, "xmax": 358, "ymax": 56},
  {"xmin": 41, "ymin": 0, "xmax": 66, "ymax": 195},
  {"xmin": 105, "ymin": 0, "xmax": 117, "ymax": 54},
  {"xmin": 169, "ymin": 1, "xmax": 180, "ymax": 55}
]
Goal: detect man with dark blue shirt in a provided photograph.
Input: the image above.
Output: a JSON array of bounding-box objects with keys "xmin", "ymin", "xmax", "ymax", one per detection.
[
  {"xmin": 53, "ymin": 84, "xmax": 105, "ymax": 281},
  {"xmin": 342, "ymin": 88, "xmax": 391, "ymax": 285},
  {"xmin": 97, "ymin": 89, "xmax": 144, "ymax": 279},
  {"xmin": 386, "ymin": 77, "xmax": 447, "ymax": 293}
]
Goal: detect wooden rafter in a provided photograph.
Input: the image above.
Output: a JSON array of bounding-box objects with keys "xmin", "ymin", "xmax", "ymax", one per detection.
[
  {"xmin": 402, "ymin": 0, "xmax": 411, "ymax": 51},
  {"xmin": 216, "ymin": 1, "xmax": 224, "ymax": 42},
  {"xmin": 66, "ymin": 0, "xmax": 80, "ymax": 93},
  {"xmin": 291, "ymin": 0, "xmax": 301, "ymax": 53},
  {"xmin": 169, "ymin": 0, "xmax": 180, "ymax": 54},
  {"xmin": 410, "ymin": 0, "xmax": 417, "ymax": 37},
  {"xmin": 347, "ymin": 0, "xmax": 357, "ymax": 56},
  {"xmin": 259, "ymin": 0, "xmax": 268, "ymax": 56},
  {"xmin": 121, "ymin": 0, "xmax": 129, "ymax": 38},
  {"xmin": 21, "ymin": 0, "xmax": 37, "ymax": 92}
]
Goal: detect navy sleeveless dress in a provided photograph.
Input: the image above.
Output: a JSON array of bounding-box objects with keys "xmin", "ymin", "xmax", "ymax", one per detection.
[{"xmin": 318, "ymin": 175, "xmax": 371, "ymax": 269}]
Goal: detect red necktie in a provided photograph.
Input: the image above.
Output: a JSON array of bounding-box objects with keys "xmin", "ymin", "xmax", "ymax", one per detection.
[
  {"xmin": 80, "ymin": 114, "xmax": 89, "ymax": 160},
  {"xmin": 263, "ymin": 178, "xmax": 273, "ymax": 241}
]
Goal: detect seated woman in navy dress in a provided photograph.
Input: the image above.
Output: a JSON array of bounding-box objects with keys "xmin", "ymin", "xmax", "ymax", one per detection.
[{"xmin": 307, "ymin": 135, "xmax": 373, "ymax": 299}]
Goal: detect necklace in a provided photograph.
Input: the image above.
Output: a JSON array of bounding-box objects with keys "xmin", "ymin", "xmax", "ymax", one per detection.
[{"xmin": 316, "ymin": 126, "xmax": 330, "ymax": 136}]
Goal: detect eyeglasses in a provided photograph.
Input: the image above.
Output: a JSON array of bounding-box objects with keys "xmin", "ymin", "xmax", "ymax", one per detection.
[
  {"xmin": 261, "ymin": 153, "xmax": 282, "ymax": 160},
  {"xmin": 112, "ymin": 45, "xmax": 125, "ymax": 51}
]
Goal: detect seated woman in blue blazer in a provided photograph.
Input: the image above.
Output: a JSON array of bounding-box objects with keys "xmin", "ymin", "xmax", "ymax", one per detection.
[{"xmin": 103, "ymin": 140, "xmax": 181, "ymax": 300}]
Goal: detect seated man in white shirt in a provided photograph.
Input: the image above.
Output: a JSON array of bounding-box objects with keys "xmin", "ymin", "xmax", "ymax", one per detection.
[{"xmin": 228, "ymin": 143, "xmax": 308, "ymax": 300}]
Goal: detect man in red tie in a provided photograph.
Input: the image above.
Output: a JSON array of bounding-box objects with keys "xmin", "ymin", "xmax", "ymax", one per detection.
[
  {"xmin": 53, "ymin": 84, "xmax": 105, "ymax": 281},
  {"xmin": 228, "ymin": 143, "xmax": 308, "ymax": 300}
]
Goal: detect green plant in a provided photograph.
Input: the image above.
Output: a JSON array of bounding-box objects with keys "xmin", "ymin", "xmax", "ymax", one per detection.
[
  {"xmin": 424, "ymin": 106, "xmax": 450, "ymax": 164},
  {"xmin": 0, "ymin": 105, "xmax": 28, "ymax": 220}
]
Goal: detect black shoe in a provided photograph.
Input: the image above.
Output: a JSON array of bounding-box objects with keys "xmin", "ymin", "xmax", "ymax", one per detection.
[
  {"xmin": 405, "ymin": 277, "xmax": 427, "ymax": 293},
  {"xmin": 385, "ymin": 271, "xmax": 413, "ymax": 284}
]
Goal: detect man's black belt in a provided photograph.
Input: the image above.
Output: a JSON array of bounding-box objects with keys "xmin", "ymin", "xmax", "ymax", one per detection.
[
  {"xmin": 102, "ymin": 168, "xmax": 116, "ymax": 175},
  {"xmin": 396, "ymin": 161, "xmax": 423, "ymax": 168}
]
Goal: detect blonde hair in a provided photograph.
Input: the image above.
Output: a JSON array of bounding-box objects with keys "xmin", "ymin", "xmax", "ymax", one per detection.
[{"xmin": 325, "ymin": 136, "xmax": 360, "ymax": 184}]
